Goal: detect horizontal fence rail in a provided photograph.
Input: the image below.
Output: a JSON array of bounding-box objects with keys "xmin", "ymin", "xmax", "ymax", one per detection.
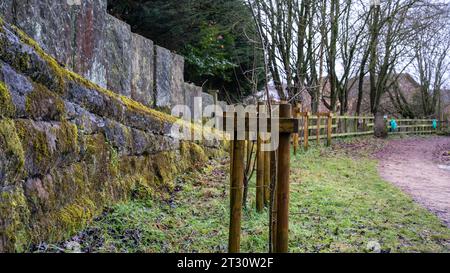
[{"xmin": 291, "ymin": 111, "xmax": 448, "ymax": 147}]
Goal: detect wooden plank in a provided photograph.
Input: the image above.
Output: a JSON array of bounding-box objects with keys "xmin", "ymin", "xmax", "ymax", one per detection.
[
  {"xmin": 307, "ymin": 124, "xmax": 338, "ymax": 130},
  {"xmin": 388, "ymin": 124, "xmax": 433, "ymax": 128},
  {"xmin": 332, "ymin": 131, "xmax": 374, "ymax": 138},
  {"xmin": 389, "ymin": 130, "xmax": 436, "ymax": 135},
  {"xmin": 219, "ymin": 115, "xmax": 300, "ymax": 134}
]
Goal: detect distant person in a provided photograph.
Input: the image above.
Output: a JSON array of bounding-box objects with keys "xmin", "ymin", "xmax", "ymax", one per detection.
[
  {"xmin": 390, "ymin": 119, "xmax": 398, "ymax": 132},
  {"xmin": 432, "ymin": 119, "xmax": 437, "ymax": 130}
]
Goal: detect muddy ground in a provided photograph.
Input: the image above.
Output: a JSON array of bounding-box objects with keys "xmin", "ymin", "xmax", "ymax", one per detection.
[{"xmin": 376, "ymin": 136, "xmax": 450, "ymax": 227}]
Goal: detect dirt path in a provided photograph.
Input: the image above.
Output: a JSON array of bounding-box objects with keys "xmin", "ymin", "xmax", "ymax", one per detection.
[{"xmin": 377, "ymin": 136, "xmax": 450, "ymax": 227}]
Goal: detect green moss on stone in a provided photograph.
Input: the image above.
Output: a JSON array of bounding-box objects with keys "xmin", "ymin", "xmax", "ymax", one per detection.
[
  {"xmin": 11, "ymin": 26, "xmax": 65, "ymax": 94},
  {"xmin": 0, "ymin": 81, "xmax": 15, "ymax": 118},
  {"xmin": 181, "ymin": 141, "xmax": 208, "ymax": 165},
  {"xmin": 54, "ymin": 121, "xmax": 79, "ymax": 155},
  {"xmin": 0, "ymin": 119, "xmax": 25, "ymax": 176},
  {"xmin": 25, "ymin": 83, "xmax": 66, "ymax": 121},
  {"xmin": 15, "ymin": 120, "xmax": 52, "ymax": 165},
  {"xmin": 126, "ymin": 175, "xmax": 155, "ymax": 200},
  {"xmin": 0, "ymin": 187, "xmax": 30, "ymax": 252},
  {"xmin": 57, "ymin": 197, "xmax": 98, "ymax": 237}
]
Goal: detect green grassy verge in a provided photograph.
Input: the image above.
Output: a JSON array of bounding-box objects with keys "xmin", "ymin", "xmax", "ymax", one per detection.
[{"xmin": 42, "ymin": 138, "xmax": 450, "ymax": 253}]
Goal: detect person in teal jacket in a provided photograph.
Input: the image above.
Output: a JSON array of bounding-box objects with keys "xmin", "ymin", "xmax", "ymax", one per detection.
[
  {"xmin": 432, "ymin": 119, "xmax": 437, "ymax": 130},
  {"xmin": 390, "ymin": 119, "xmax": 398, "ymax": 132}
]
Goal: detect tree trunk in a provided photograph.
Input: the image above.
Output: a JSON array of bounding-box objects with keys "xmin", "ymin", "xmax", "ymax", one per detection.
[{"xmin": 374, "ymin": 111, "xmax": 388, "ymax": 138}]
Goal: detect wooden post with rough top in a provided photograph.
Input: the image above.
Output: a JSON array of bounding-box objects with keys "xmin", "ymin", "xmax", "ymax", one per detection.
[
  {"xmin": 275, "ymin": 102, "xmax": 292, "ymax": 253},
  {"xmin": 228, "ymin": 133, "xmax": 245, "ymax": 253}
]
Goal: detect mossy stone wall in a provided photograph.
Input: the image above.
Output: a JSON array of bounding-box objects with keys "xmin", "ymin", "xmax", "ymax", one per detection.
[{"xmin": 0, "ymin": 20, "xmax": 216, "ymax": 252}]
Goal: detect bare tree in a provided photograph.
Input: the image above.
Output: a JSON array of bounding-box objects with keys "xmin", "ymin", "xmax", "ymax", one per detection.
[
  {"xmin": 367, "ymin": 0, "xmax": 424, "ymax": 115},
  {"xmin": 246, "ymin": 0, "xmax": 321, "ymax": 108},
  {"xmin": 413, "ymin": 4, "xmax": 450, "ymax": 117},
  {"xmin": 383, "ymin": 1, "xmax": 450, "ymax": 118}
]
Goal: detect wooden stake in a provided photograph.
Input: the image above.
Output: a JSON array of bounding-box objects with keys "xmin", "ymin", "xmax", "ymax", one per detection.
[
  {"xmin": 293, "ymin": 104, "xmax": 300, "ymax": 155},
  {"xmin": 316, "ymin": 114, "xmax": 321, "ymax": 145},
  {"xmin": 228, "ymin": 137, "xmax": 245, "ymax": 253},
  {"xmin": 304, "ymin": 113, "xmax": 309, "ymax": 151},
  {"xmin": 327, "ymin": 113, "xmax": 333, "ymax": 146},
  {"xmin": 270, "ymin": 150, "xmax": 277, "ymax": 252},
  {"xmin": 264, "ymin": 140, "xmax": 271, "ymax": 206},
  {"xmin": 230, "ymin": 140, "xmax": 234, "ymax": 184},
  {"xmin": 256, "ymin": 103, "xmax": 265, "ymax": 213},
  {"xmin": 275, "ymin": 103, "xmax": 292, "ymax": 253}
]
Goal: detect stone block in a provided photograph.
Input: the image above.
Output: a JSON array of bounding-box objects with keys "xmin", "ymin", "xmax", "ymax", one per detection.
[
  {"xmin": 155, "ymin": 46, "xmax": 185, "ymax": 109},
  {"xmin": 131, "ymin": 33, "xmax": 154, "ymax": 107},
  {"xmin": 105, "ymin": 14, "xmax": 131, "ymax": 97}
]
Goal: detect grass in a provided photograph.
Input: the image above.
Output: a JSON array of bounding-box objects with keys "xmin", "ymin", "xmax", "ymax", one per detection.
[{"xmin": 40, "ymin": 137, "xmax": 450, "ymax": 253}]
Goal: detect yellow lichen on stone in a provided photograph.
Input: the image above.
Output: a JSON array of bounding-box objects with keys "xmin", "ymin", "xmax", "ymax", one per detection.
[
  {"xmin": 25, "ymin": 83, "xmax": 66, "ymax": 121},
  {"xmin": 180, "ymin": 141, "xmax": 208, "ymax": 166},
  {"xmin": 57, "ymin": 197, "xmax": 97, "ymax": 236},
  {"xmin": 14, "ymin": 120, "xmax": 51, "ymax": 165},
  {"xmin": 0, "ymin": 81, "xmax": 15, "ymax": 118},
  {"xmin": 11, "ymin": 25, "xmax": 65, "ymax": 94},
  {"xmin": 54, "ymin": 120, "xmax": 79, "ymax": 155},
  {"xmin": 0, "ymin": 119, "xmax": 25, "ymax": 176},
  {"xmin": 0, "ymin": 187, "xmax": 30, "ymax": 253},
  {"xmin": 125, "ymin": 174, "xmax": 155, "ymax": 200}
]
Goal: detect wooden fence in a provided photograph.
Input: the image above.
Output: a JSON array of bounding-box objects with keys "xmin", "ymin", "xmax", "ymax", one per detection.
[
  {"xmin": 293, "ymin": 111, "xmax": 445, "ymax": 149},
  {"xmin": 388, "ymin": 119, "xmax": 439, "ymax": 134},
  {"xmin": 222, "ymin": 103, "xmax": 448, "ymax": 253}
]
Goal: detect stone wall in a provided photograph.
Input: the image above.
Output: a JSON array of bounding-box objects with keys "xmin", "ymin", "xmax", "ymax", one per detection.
[
  {"xmin": 0, "ymin": 19, "xmax": 218, "ymax": 252},
  {"xmin": 0, "ymin": 0, "xmax": 223, "ymax": 111}
]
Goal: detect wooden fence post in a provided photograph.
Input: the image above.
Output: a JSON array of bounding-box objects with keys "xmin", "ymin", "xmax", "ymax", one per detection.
[
  {"xmin": 275, "ymin": 102, "xmax": 292, "ymax": 253},
  {"xmin": 362, "ymin": 116, "xmax": 366, "ymax": 131},
  {"xmin": 256, "ymin": 103, "xmax": 265, "ymax": 213},
  {"xmin": 304, "ymin": 113, "xmax": 309, "ymax": 151},
  {"xmin": 270, "ymin": 149, "xmax": 277, "ymax": 252},
  {"xmin": 293, "ymin": 104, "xmax": 300, "ymax": 155},
  {"xmin": 316, "ymin": 114, "xmax": 321, "ymax": 145},
  {"xmin": 327, "ymin": 113, "xmax": 333, "ymax": 146},
  {"xmin": 229, "ymin": 135, "xmax": 245, "ymax": 253},
  {"xmin": 264, "ymin": 139, "xmax": 271, "ymax": 206}
]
